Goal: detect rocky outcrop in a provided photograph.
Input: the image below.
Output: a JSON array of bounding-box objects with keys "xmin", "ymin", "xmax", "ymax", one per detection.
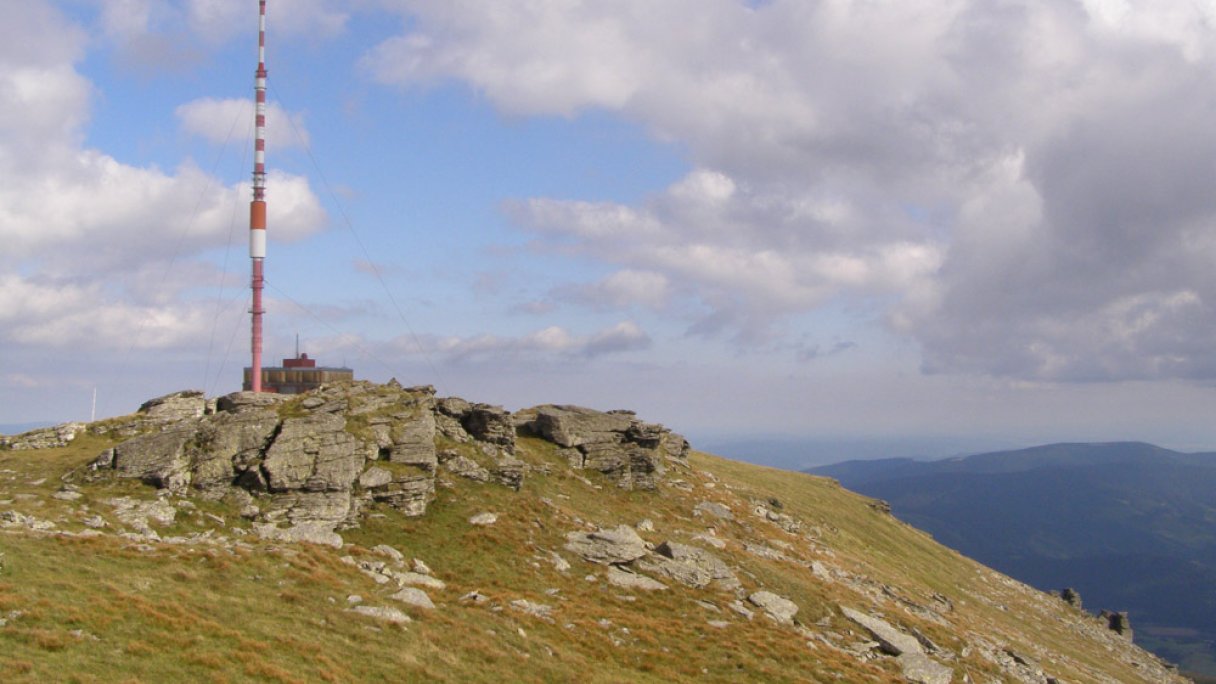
[
  {"xmin": 1, "ymin": 422, "xmax": 87, "ymax": 451},
  {"xmin": 85, "ymin": 381, "xmax": 690, "ymax": 541},
  {"xmin": 1101, "ymin": 610, "xmax": 1133, "ymax": 641},
  {"xmin": 841, "ymin": 606, "xmax": 953, "ymax": 684},
  {"xmin": 637, "ymin": 540, "xmax": 740, "ymax": 590},
  {"xmin": 518, "ymin": 405, "xmax": 689, "ymax": 490}
]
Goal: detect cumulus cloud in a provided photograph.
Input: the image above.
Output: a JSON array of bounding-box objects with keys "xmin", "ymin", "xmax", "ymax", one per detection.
[
  {"xmin": 0, "ymin": 1, "xmax": 326, "ymax": 353},
  {"xmin": 186, "ymin": 0, "xmax": 349, "ymax": 43},
  {"xmin": 429, "ymin": 321, "xmax": 651, "ymax": 361},
  {"xmin": 371, "ymin": 0, "xmax": 1216, "ymax": 381},
  {"xmin": 177, "ymin": 97, "xmax": 311, "ymax": 150}
]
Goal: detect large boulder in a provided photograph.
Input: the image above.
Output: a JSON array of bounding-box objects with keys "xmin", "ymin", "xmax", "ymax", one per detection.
[
  {"xmin": 638, "ymin": 541, "xmax": 740, "ymax": 590},
  {"xmin": 518, "ymin": 405, "xmax": 683, "ymax": 490},
  {"xmin": 263, "ymin": 414, "xmax": 362, "ymax": 492},
  {"xmin": 565, "ymin": 525, "xmax": 650, "ymax": 565},
  {"xmin": 138, "ymin": 390, "xmax": 207, "ymax": 423}
]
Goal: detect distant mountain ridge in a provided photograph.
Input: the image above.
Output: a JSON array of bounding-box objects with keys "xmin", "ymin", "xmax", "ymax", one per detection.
[{"xmin": 810, "ymin": 441, "xmax": 1216, "ymax": 675}]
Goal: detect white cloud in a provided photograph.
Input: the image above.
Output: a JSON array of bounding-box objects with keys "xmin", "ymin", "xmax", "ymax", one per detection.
[
  {"xmin": 426, "ymin": 321, "xmax": 651, "ymax": 361},
  {"xmin": 177, "ymin": 97, "xmax": 311, "ymax": 150},
  {"xmin": 0, "ymin": 1, "xmax": 326, "ymax": 355},
  {"xmin": 372, "ymin": 0, "xmax": 1216, "ymax": 381},
  {"xmin": 187, "ymin": 0, "xmax": 349, "ymax": 43}
]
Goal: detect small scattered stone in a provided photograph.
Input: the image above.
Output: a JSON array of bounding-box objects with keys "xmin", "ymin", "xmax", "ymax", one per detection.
[
  {"xmin": 351, "ymin": 605, "xmax": 411, "ymax": 624},
  {"xmin": 748, "ymin": 591, "xmax": 799, "ymax": 625},
  {"xmin": 390, "ymin": 587, "xmax": 436, "ymax": 610},
  {"xmin": 606, "ymin": 566, "xmax": 667, "ymax": 591},
  {"xmin": 694, "ymin": 501, "xmax": 734, "ymax": 520},
  {"xmin": 469, "ymin": 512, "xmax": 498, "ymax": 526}
]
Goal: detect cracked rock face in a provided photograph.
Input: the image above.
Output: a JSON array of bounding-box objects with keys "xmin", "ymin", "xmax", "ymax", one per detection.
[
  {"xmin": 90, "ymin": 381, "xmax": 691, "ymax": 538},
  {"xmin": 518, "ymin": 405, "xmax": 689, "ymax": 490},
  {"xmin": 565, "ymin": 526, "xmax": 650, "ymax": 565}
]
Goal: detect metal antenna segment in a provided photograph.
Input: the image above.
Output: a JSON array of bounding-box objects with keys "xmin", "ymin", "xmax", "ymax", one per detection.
[{"xmin": 248, "ymin": 0, "xmax": 268, "ymax": 392}]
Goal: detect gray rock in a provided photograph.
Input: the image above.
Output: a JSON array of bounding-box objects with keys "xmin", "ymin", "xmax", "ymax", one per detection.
[
  {"xmin": 1060, "ymin": 587, "xmax": 1082, "ymax": 609},
  {"xmin": 694, "ymin": 501, "xmax": 734, "ymax": 520},
  {"xmin": 438, "ymin": 453, "xmax": 490, "ymax": 482},
  {"xmin": 1, "ymin": 422, "xmax": 87, "ymax": 450},
  {"xmin": 469, "ymin": 512, "xmax": 498, "ymax": 526},
  {"xmin": 358, "ymin": 466, "xmax": 394, "ymax": 489},
  {"xmin": 525, "ymin": 405, "xmax": 634, "ymax": 448},
  {"xmin": 510, "ymin": 599, "xmax": 554, "ymax": 620},
  {"xmin": 138, "ymin": 390, "xmax": 207, "ymax": 423},
  {"xmin": 263, "ymin": 414, "xmax": 362, "ymax": 492},
  {"xmin": 216, "ymin": 391, "xmax": 288, "ymax": 414},
  {"xmin": 748, "ymin": 591, "xmax": 799, "ymax": 625},
  {"xmin": 390, "ymin": 587, "xmax": 436, "ymax": 610},
  {"xmin": 350, "ymin": 605, "xmax": 411, "ymax": 624},
  {"xmin": 110, "ymin": 426, "xmax": 195, "ymax": 492},
  {"xmin": 606, "ymin": 566, "xmax": 668, "ymax": 591},
  {"xmin": 107, "ymin": 496, "xmax": 177, "ymax": 530},
  {"xmin": 262, "ymin": 490, "xmax": 354, "ymax": 526},
  {"xmin": 252, "ymin": 521, "xmax": 343, "ymax": 548},
  {"xmin": 494, "ymin": 459, "xmax": 526, "ymax": 491},
  {"xmin": 898, "ymin": 652, "xmax": 953, "ymax": 684},
  {"xmin": 463, "ymin": 404, "xmax": 516, "ymax": 450},
  {"xmin": 564, "ymin": 526, "xmax": 649, "ymax": 565},
  {"xmin": 394, "ymin": 572, "xmax": 445, "ymax": 590},
  {"xmin": 188, "ymin": 410, "xmax": 280, "ymax": 493},
  {"xmin": 840, "ymin": 606, "xmax": 922, "ymax": 656},
  {"xmin": 638, "ymin": 541, "xmax": 739, "ymax": 590},
  {"xmin": 384, "ymin": 409, "xmax": 437, "ymax": 468},
  {"xmin": 1101, "ymin": 610, "xmax": 1133, "ymax": 641},
  {"xmin": 373, "ymin": 544, "xmax": 404, "ymax": 563}
]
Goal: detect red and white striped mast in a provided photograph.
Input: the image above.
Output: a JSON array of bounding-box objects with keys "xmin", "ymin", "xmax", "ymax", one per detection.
[{"xmin": 249, "ymin": 0, "xmax": 268, "ymax": 392}]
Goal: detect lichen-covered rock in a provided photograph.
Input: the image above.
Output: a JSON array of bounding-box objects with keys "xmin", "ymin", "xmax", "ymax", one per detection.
[
  {"xmin": 438, "ymin": 451, "xmax": 490, "ymax": 482},
  {"xmin": 263, "ymin": 414, "xmax": 362, "ymax": 492},
  {"xmin": 253, "ymin": 521, "xmax": 344, "ymax": 548},
  {"xmin": 840, "ymin": 606, "xmax": 923, "ymax": 656},
  {"xmin": 362, "ymin": 472, "xmax": 434, "ymax": 517},
  {"xmin": 216, "ymin": 391, "xmax": 288, "ymax": 414},
  {"xmin": 748, "ymin": 591, "xmax": 799, "ymax": 624},
  {"xmin": 383, "ymin": 409, "xmax": 436, "ymax": 468},
  {"xmin": 607, "ymin": 566, "xmax": 667, "ymax": 591},
  {"xmin": 526, "ymin": 405, "xmax": 634, "ymax": 448},
  {"xmin": 517, "ymin": 405, "xmax": 682, "ymax": 490},
  {"xmin": 87, "ymin": 381, "xmax": 692, "ymax": 536},
  {"xmin": 462, "ymin": 404, "xmax": 515, "ymax": 451},
  {"xmin": 1, "ymin": 422, "xmax": 87, "ymax": 451},
  {"xmin": 390, "ymin": 587, "xmax": 436, "ymax": 610},
  {"xmin": 565, "ymin": 525, "xmax": 650, "ymax": 565},
  {"xmin": 109, "ymin": 426, "xmax": 196, "ymax": 492},
  {"xmin": 139, "ymin": 390, "xmax": 207, "ymax": 423},
  {"xmin": 898, "ymin": 652, "xmax": 953, "ymax": 684},
  {"xmin": 188, "ymin": 409, "xmax": 279, "ymax": 494},
  {"xmin": 638, "ymin": 541, "xmax": 739, "ymax": 590}
]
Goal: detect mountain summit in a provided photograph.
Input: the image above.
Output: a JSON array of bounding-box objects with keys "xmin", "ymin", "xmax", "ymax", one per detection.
[{"xmin": 0, "ymin": 383, "xmax": 1189, "ymax": 682}]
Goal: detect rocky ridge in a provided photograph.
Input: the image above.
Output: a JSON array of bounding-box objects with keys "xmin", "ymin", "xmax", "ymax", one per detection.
[
  {"xmin": 0, "ymin": 381, "xmax": 1190, "ymax": 683},
  {"xmin": 83, "ymin": 382, "xmax": 688, "ymax": 545}
]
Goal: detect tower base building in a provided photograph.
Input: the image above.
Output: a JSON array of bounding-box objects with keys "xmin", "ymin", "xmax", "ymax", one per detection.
[{"xmin": 243, "ymin": 352, "xmax": 353, "ymax": 394}]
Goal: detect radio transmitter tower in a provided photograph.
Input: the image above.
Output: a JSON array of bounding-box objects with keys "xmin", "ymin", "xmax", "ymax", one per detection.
[{"xmin": 242, "ymin": 1, "xmax": 353, "ymax": 394}]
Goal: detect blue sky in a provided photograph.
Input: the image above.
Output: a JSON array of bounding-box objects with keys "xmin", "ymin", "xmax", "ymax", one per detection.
[{"xmin": 4, "ymin": 1, "xmax": 1216, "ymax": 466}]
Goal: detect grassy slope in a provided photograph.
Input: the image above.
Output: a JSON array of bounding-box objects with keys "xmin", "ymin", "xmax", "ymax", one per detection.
[{"xmin": 0, "ymin": 432, "xmax": 1182, "ymax": 683}]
